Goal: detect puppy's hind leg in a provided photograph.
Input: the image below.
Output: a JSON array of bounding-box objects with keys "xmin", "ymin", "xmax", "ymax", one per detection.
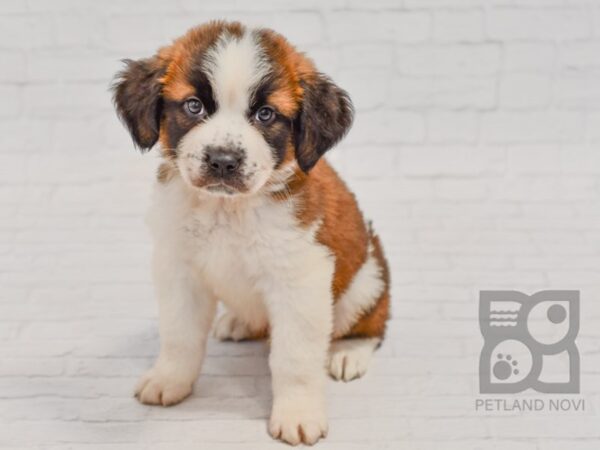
[
  {"xmin": 213, "ymin": 310, "xmax": 268, "ymax": 341},
  {"xmin": 328, "ymin": 337, "xmax": 380, "ymax": 382},
  {"xmin": 329, "ymin": 234, "xmax": 390, "ymax": 382}
]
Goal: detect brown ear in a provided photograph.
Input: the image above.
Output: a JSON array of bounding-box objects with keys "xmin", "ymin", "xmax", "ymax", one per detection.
[
  {"xmin": 293, "ymin": 73, "xmax": 354, "ymax": 172},
  {"xmin": 112, "ymin": 57, "xmax": 165, "ymax": 150}
]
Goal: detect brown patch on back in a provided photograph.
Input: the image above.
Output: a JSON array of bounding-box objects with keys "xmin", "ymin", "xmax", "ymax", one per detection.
[
  {"xmin": 282, "ymin": 160, "xmax": 371, "ymax": 301},
  {"xmin": 271, "ymin": 160, "xmax": 391, "ymax": 339},
  {"xmin": 345, "ymin": 233, "xmax": 391, "ymax": 339}
]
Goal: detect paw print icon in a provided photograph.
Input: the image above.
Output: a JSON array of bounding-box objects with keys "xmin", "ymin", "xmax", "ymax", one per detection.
[
  {"xmin": 479, "ymin": 290, "xmax": 579, "ymax": 394},
  {"xmin": 494, "ymin": 353, "xmax": 520, "ymax": 380}
]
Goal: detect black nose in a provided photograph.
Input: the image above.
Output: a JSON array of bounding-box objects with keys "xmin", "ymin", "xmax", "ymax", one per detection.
[{"xmin": 206, "ymin": 150, "xmax": 242, "ymax": 178}]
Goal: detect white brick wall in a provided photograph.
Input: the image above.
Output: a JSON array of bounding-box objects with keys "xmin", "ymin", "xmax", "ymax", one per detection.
[{"xmin": 2, "ymin": 0, "xmax": 600, "ymax": 448}]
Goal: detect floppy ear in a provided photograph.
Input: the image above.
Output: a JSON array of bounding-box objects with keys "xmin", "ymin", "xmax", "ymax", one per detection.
[
  {"xmin": 112, "ymin": 57, "xmax": 165, "ymax": 151},
  {"xmin": 293, "ymin": 73, "xmax": 354, "ymax": 172}
]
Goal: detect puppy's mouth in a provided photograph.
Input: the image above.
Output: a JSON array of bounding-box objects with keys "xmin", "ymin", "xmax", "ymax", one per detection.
[
  {"xmin": 205, "ymin": 183, "xmax": 239, "ymax": 195},
  {"xmin": 184, "ymin": 167, "xmax": 248, "ymax": 194}
]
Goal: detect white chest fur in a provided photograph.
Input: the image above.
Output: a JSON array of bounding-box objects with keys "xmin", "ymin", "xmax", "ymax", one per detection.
[{"xmin": 146, "ymin": 177, "xmax": 334, "ymax": 326}]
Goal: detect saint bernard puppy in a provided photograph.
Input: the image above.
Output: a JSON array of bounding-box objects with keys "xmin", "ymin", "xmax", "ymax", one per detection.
[{"xmin": 112, "ymin": 21, "xmax": 390, "ymax": 446}]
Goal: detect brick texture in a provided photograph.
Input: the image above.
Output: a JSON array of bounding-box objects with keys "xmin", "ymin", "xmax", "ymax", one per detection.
[{"xmin": 1, "ymin": 1, "xmax": 600, "ymax": 449}]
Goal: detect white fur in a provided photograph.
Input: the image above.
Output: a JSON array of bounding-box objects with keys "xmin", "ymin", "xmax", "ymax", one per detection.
[
  {"xmin": 177, "ymin": 30, "xmax": 274, "ymax": 195},
  {"xmin": 329, "ymin": 338, "xmax": 380, "ymax": 382},
  {"xmin": 178, "ymin": 111, "xmax": 274, "ymax": 194},
  {"xmin": 140, "ymin": 175, "xmax": 333, "ymax": 444},
  {"xmin": 203, "ymin": 31, "xmax": 269, "ymax": 111},
  {"xmin": 135, "ymin": 28, "xmax": 378, "ymax": 446},
  {"xmin": 332, "ymin": 246, "xmax": 385, "ymax": 338}
]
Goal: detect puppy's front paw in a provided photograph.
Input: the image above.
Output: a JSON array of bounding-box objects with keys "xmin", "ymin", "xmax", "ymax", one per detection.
[
  {"xmin": 134, "ymin": 367, "xmax": 193, "ymax": 406},
  {"xmin": 269, "ymin": 397, "xmax": 328, "ymax": 446}
]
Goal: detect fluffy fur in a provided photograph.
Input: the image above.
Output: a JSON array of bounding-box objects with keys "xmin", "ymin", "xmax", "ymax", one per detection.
[{"xmin": 112, "ymin": 21, "xmax": 390, "ymax": 446}]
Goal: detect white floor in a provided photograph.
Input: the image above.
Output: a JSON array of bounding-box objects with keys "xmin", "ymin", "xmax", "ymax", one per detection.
[{"xmin": 1, "ymin": 152, "xmax": 600, "ymax": 450}]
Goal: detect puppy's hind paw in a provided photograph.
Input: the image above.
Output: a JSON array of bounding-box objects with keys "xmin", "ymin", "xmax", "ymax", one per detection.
[
  {"xmin": 328, "ymin": 337, "xmax": 380, "ymax": 382},
  {"xmin": 213, "ymin": 312, "xmax": 263, "ymax": 341}
]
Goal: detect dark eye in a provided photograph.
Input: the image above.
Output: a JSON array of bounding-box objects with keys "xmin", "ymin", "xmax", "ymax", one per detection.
[
  {"xmin": 255, "ymin": 106, "xmax": 275, "ymax": 124},
  {"xmin": 184, "ymin": 97, "xmax": 205, "ymax": 116}
]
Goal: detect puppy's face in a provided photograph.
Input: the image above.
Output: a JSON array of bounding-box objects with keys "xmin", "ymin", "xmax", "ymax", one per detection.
[{"xmin": 113, "ymin": 21, "xmax": 353, "ymax": 196}]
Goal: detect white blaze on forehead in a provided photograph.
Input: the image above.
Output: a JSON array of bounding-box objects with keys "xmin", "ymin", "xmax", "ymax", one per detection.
[{"xmin": 203, "ymin": 30, "xmax": 270, "ymax": 112}]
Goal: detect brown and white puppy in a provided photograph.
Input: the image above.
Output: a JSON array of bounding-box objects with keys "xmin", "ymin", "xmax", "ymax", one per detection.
[{"xmin": 112, "ymin": 21, "xmax": 390, "ymax": 446}]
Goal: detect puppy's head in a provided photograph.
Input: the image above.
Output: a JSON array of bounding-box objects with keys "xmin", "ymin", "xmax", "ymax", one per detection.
[{"xmin": 112, "ymin": 21, "xmax": 353, "ymax": 196}]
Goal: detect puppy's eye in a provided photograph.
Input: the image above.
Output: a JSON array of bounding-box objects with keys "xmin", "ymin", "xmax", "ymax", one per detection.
[
  {"xmin": 184, "ymin": 97, "xmax": 205, "ymax": 116},
  {"xmin": 255, "ymin": 106, "xmax": 275, "ymax": 124}
]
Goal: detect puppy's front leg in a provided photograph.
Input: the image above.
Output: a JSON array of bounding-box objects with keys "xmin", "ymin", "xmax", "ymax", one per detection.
[
  {"xmin": 136, "ymin": 251, "xmax": 216, "ymax": 406},
  {"xmin": 265, "ymin": 269, "xmax": 333, "ymax": 446}
]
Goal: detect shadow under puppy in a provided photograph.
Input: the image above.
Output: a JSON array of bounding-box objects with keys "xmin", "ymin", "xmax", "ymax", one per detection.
[{"xmin": 112, "ymin": 20, "xmax": 390, "ymax": 446}]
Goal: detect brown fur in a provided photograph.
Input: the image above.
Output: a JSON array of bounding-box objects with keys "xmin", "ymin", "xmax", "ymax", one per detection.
[
  {"xmin": 347, "ymin": 233, "xmax": 390, "ymax": 338},
  {"xmin": 116, "ymin": 20, "xmax": 390, "ymax": 340},
  {"xmin": 159, "ymin": 21, "xmax": 243, "ymax": 90},
  {"xmin": 156, "ymin": 21, "xmax": 245, "ymax": 157},
  {"xmin": 294, "ymin": 161, "xmax": 370, "ymax": 300},
  {"xmin": 157, "ymin": 162, "xmax": 176, "ymax": 184},
  {"xmin": 271, "ymin": 160, "xmax": 391, "ymax": 339},
  {"xmin": 257, "ymin": 29, "xmax": 314, "ymax": 116}
]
